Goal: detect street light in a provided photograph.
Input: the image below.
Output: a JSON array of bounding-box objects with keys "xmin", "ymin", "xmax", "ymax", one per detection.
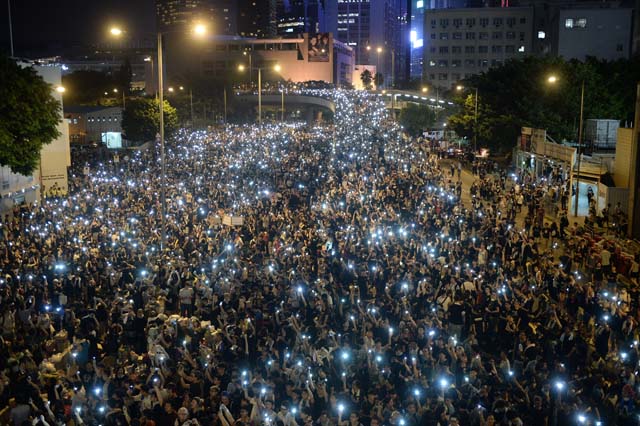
[
  {"xmin": 178, "ymin": 86, "xmax": 194, "ymax": 125},
  {"xmin": 547, "ymin": 74, "xmax": 585, "ymax": 217},
  {"xmin": 238, "ymin": 63, "xmax": 282, "ymax": 125},
  {"xmin": 421, "ymin": 87, "xmax": 428, "ymax": 93},
  {"xmin": 110, "ymin": 22, "xmax": 207, "ymax": 250},
  {"xmin": 56, "ymin": 86, "xmax": 66, "ymax": 93},
  {"xmin": 193, "ymin": 23, "xmax": 207, "ymax": 37},
  {"xmin": 114, "ymin": 88, "xmax": 125, "ymax": 108},
  {"xmin": 457, "ymin": 85, "xmax": 479, "ymax": 153}
]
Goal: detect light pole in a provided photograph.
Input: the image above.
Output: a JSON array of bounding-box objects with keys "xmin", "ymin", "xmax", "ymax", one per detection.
[
  {"xmin": 110, "ymin": 22, "xmax": 207, "ymax": 250},
  {"xmin": 178, "ymin": 86, "xmax": 194, "ymax": 125},
  {"xmin": 238, "ymin": 63, "xmax": 282, "ymax": 125},
  {"xmin": 456, "ymin": 85, "xmax": 478, "ymax": 153},
  {"xmin": 7, "ymin": 0, "xmax": 14, "ymax": 57},
  {"xmin": 547, "ymin": 75, "xmax": 585, "ymax": 217},
  {"xmin": 280, "ymin": 85, "xmax": 285, "ymax": 122},
  {"xmin": 243, "ymin": 50, "xmax": 253, "ymax": 86},
  {"xmin": 113, "ymin": 88, "xmax": 125, "ymax": 108},
  {"xmin": 144, "ymin": 56, "xmax": 157, "ymax": 99}
]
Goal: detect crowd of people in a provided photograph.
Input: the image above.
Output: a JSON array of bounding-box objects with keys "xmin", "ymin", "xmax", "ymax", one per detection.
[{"xmin": 0, "ymin": 88, "xmax": 639, "ymax": 426}]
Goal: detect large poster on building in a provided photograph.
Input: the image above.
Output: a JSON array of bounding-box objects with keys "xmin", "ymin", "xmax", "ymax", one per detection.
[{"xmin": 308, "ymin": 33, "xmax": 330, "ymax": 62}]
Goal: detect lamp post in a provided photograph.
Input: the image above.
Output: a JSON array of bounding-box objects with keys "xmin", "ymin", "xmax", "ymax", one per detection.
[
  {"xmin": 238, "ymin": 63, "xmax": 282, "ymax": 125},
  {"xmin": 243, "ymin": 50, "xmax": 253, "ymax": 86},
  {"xmin": 178, "ymin": 86, "xmax": 194, "ymax": 125},
  {"xmin": 110, "ymin": 22, "xmax": 207, "ymax": 250},
  {"xmin": 547, "ymin": 75, "xmax": 585, "ymax": 217},
  {"xmin": 144, "ymin": 56, "xmax": 157, "ymax": 99},
  {"xmin": 456, "ymin": 85, "xmax": 478, "ymax": 153},
  {"xmin": 113, "ymin": 88, "xmax": 125, "ymax": 108}
]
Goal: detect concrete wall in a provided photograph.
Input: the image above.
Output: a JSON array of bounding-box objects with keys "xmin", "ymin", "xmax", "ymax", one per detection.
[{"xmin": 614, "ymin": 127, "xmax": 633, "ymax": 188}]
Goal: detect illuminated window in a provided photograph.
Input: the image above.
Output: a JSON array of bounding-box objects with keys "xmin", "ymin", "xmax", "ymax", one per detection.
[
  {"xmin": 537, "ymin": 31, "xmax": 546, "ymax": 39},
  {"xmin": 576, "ymin": 18, "xmax": 587, "ymax": 28},
  {"xmin": 416, "ymin": 0, "xmax": 423, "ymax": 8},
  {"xmin": 518, "ymin": 45, "xmax": 525, "ymax": 52},
  {"xmin": 565, "ymin": 18, "xmax": 574, "ymax": 28}
]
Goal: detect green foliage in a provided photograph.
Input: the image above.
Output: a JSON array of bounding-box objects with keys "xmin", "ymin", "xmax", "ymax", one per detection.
[
  {"xmin": 399, "ymin": 103, "xmax": 436, "ymax": 136},
  {"xmin": 447, "ymin": 55, "xmax": 640, "ymax": 153},
  {"xmin": 62, "ymin": 62, "xmax": 132, "ymax": 106},
  {"xmin": 0, "ymin": 55, "xmax": 61, "ymax": 175},
  {"xmin": 360, "ymin": 70, "xmax": 373, "ymax": 90},
  {"xmin": 122, "ymin": 98, "xmax": 178, "ymax": 142},
  {"xmin": 374, "ymin": 72, "xmax": 384, "ymax": 88}
]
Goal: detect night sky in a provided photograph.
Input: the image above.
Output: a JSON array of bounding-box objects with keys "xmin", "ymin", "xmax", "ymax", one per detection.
[{"xmin": 0, "ymin": 0, "xmax": 156, "ymax": 56}]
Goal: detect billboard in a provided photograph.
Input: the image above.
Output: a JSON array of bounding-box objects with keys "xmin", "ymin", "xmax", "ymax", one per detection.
[
  {"xmin": 102, "ymin": 132, "xmax": 122, "ymax": 149},
  {"xmin": 308, "ymin": 33, "xmax": 330, "ymax": 62}
]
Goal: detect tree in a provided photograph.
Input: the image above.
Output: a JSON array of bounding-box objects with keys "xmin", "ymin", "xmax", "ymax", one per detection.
[
  {"xmin": 62, "ymin": 70, "xmax": 115, "ymax": 105},
  {"xmin": 447, "ymin": 55, "xmax": 640, "ymax": 153},
  {"xmin": 399, "ymin": 103, "xmax": 436, "ymax": 136},
  {"xmin": 0, "ymin": 55, "xmax": 61, "ymax": 175},
  {"xmin": 360, "ymin": 70, "xmax": 373, "ymax": 90},
  {"xmin": 122, "ymin": 98, "xmax": 178, "ymax": 142},
  {"xmin": 374, "ymin": 72, "xmax": 384, "ymax": 89}
]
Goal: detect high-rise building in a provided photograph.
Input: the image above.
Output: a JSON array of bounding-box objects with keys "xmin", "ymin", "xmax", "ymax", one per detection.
[
  {"xmin": 409, "ymin": 0, "xmax": 426, "ymax": 79},
  {"xmin": 334, "ymin": 0, "xmax": 403, "ymax": 87},
  {"xmin": 237, "ymin": 0, "xmax": 277, "ymax": 38},
  {"xmin": 422, "ymin": 6, "xmax": 534, "ymax": 89},
  {"xmin": 276, "ymin": 0, "xmax": 328, "ymax": 36},
  {"xmin": 156, "ymin": 0, "xmax": 214, "ymax": 33}
]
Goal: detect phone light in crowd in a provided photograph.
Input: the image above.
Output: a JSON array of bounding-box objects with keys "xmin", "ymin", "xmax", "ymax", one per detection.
[
  {"xmin": 508, "ymin": 370, "xmax": 514, "ymax": 377},
  {"xmin": 413, "ymin": 388, "xmax": 420, "ymax": 396},
  {"xmin": 621, "ymin": 352, "xmax": 628, "ymax": 360},
  {"xmin": 341, "ymin": 351, "xmax": 350, "ymax": 360},
  {"xmin": 399, "ymin": 419, "xmax": 406, "ymax": 426},
  {"xmin": 242, "ymin": 370, "xmax": 247, "ymax": 376},
  {"xmin": 99, "ymin": 406, "xmax": 106, "ymax": 414},
  {"xmin": 375, "ymin": 355, "xmax": 382, "ymax": 363},
  {"xmin": 439, "ymin": 378, "xmax": 449, "ymax": 389},
  {"xmin": 292, "ymin": 407, "xmax": 298, "ymax": 415},
  {"xmin": 261, "ymin": 387, "xmax": 267, "ymax": 395},
  {"xmin": 338, "ymin": 403, "xmax": 345, "ymax": 414},
  {"xmin": 94, "ymin": 387, "xmax": 101, "ymax": 396},
  {"xmin": 577, "ymin": 414, "xmax": 586, "ymax": 424},
  {"xmin": 389, "ymin": 327, "xmax": 394, "ymax": 335},
  {"xmin": 45, "ymin": 305, "xmax": 51, "ymax": 311},
  {"xmin": 555, "ymin": 380, "xmax": 565, "ymax": 391}
]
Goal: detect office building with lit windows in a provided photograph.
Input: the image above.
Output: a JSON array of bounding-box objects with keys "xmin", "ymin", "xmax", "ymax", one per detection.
[
  {"xmin": 276, "ymin": 0, "xmax": 328, "ymax": 36},
  {"xmin": 335, "ymin": 0, "xmax": 403, "ymax": 86},
  {"xmin": 556, "ymin": 7, "xmax": 632, "ymax": 60},
  {"xmin": 422, "ymin": 6, "xmax": 533, "ymax": 89}
]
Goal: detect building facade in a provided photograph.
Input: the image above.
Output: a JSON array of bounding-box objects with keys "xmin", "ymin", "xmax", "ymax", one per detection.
[
  {"xmin": 237, "ymin": 0, "xmax": 278, "ymax": 38},
  {"xmin": 174, "ymin": 34, "xmax": 354, "ymax": 86},
  {"xmin": 335, "ymin": 0, "xmax": 403, "ymax": 87},
  {"xmin": 64, "ymin": 106, "xmax": 123, "ymax": 147},
  {"xmin": 422, "ymin": 6, "xmax": 533, "ymax": 89},
  {"xmin": 557, "ymin": 7, "xmax": 633, "ymax": 60},
  {"xmin": 276, "ymin": 0, "xmax": 328, "ymax": 36}
]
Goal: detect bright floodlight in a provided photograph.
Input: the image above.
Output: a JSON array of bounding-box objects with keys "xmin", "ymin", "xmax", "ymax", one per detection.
[
  {"xmin": 168, "ymin": 87, "xmax": 174, "ymax": 92},
  {"xmin": 238, "ymin": 64, "xmax": 246, "ymax": 72},
  {"xmin": 179, "ymin": 86, "xmax": 184, "ymax": 91},
  {"xmin": 193, "ymin": 23, "xmax": 207, "ymax": 36},
  {"xmin": 56, "ymin": 86, "xmax": 66, "ymax": 93},
  {"xmin": 110, "ymin": 27, "xmax": 123, "ymax": 36},
  {"xmin": 113, "ymin": 88, "xmax": 118, "ymax": 93},
  {"xmin": 274, "ymin": 64, "xmax": 282, "ymax": 72},
  {"xmin": 456, "ymin": 85, "xmax": 464, "ymax": 91},
  {"xmin": 422, "ymin": 87, "xmax": 428, "ymax": 93},
  {"xmin": 366, "ymin": 46, "xmax": 371, "ymax": 51},
  {"xmin": 547, "ymin": 75, "xmax": 558, "ymax": 84},
  {"xmin": 377, "ymin": 47, "xmax": 382, "ymax": 53},
  {"xmin": 144, "ymin": 56, "xmax": 152, "ymax": 62}
]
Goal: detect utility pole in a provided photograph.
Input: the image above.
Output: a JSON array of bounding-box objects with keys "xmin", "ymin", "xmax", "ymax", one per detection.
[{"xmin": 7, "ymin": 0, "xmax": 14, "ymax": 57}]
